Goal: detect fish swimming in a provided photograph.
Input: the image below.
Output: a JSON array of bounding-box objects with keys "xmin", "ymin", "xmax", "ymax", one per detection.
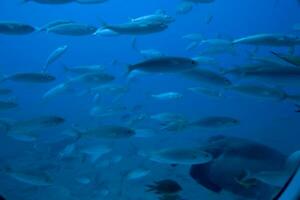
[
  {"xmin": 74, "ymin": 125, "xmax": 135, "ymax": 139},
  {"xmin": 233, "ymin": 34, "xmax": 300, "ymax": 47},
  {"xmin": 43, "ymin": 45, "xmax": 68, "ymax": 72},
  {"xmin": 47, "ymin": 23, "xmax": 97, "ymax": 36},
  {"xmin": 128, "ymin": 56, "xmax": 197, "ymax": 74},
  {"xmin": 39, "ymin": 20, "xmax": 75, "ymax": 32},
  {"xmin": 0, "ymin": 21, "xmax": 36, "ymax": 35},
  {"xmin": 1, "ymin": 72, "xmax": 56, "ymax": 83},
  {"xmin": 144, "ymin": 147, "xmax": 213, "ymax": 165},
  {"xmin": 22, "ymin": 0, "xmax": 74, "ymax": 4},
  {"xmin": 182, "ymin": 68, "xmax": 232, "ymax": 89},
  {"xmin": 190, "ymin": 116, "xmax": 240, "ymax": 129},
  {"xmin": 0, "ymin": 100, "xmax": 18, "ymax": 111},
  {"xmin": 151, "ymin": 92, "xmax": 183, "ymax": 100},
  {"xmin": 271, "ymin": 51, "xmax": 300, "ymax": 67}
]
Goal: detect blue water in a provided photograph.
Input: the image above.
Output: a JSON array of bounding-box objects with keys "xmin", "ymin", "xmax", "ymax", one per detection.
[{"xmin": 0, "ymin": 0, "xmax": 300, "ymax": 200}]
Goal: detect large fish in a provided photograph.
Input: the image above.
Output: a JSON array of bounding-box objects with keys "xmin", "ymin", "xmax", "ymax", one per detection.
[
  {"xmin": 128, "ymin": 56, "xmax": 197, "ymax": 74},
  {"xmin": 1, "ymin": 73, "xmax": 56, "ymax": 83},
  {"xmin": 0, "ymin": 21, "xmax": 36, "ymax": 35},
  {"xmin": 47, "ymin": 23, "xmax": 97, "ymax": 36},
  {"xmin": 144, "ymin": 147, "xmax": 213, "ymax": 165}
]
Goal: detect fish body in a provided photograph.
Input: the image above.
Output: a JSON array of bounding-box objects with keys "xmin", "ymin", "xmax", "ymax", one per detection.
[
  {"xmin": 233, "ymin": 34, "xmax": 300, "ymax": 46},
  {"xmin": 47, "ymin": 23, "xmax": 97, "ymax": 36},
  {"xmin": 128, "ymin": 56, "xmax": 197, "ymax": 74},
  {"xmin": 0, "ymin": 22, "xmax": 35, "ymax": 35},
  {"xmin": 2, "ymin": 73, "xmax": 56, "ymax": 83},
  {"xmin": 190, "ymin": 116, "xmax": 240, "ymax": 129}
]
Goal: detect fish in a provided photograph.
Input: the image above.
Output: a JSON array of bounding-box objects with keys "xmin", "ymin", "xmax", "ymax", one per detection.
[
  {"xmin": 271, "ymin": 51, "xmax": 300, "ymax": 67},
  {"xmin": 22, "ymin": 0, "xmax": 74, "ymax": 4},
  {"xmin": 225, "ymin": 65, "xmax": 300, "ymax": 85},
  {"xmin": 66, "ymin": 72, "xmax": 115, "ymax": 86},
  {"xmin": 78, "ymin": 143, "xmax": 112, "ymax": 163},
  {"xmin": 39, "ymin": 20, "xmax": 75, "ymax": 32},
  {"xmin": 132, "ymin": 37, "xmax": 164, "ymax": 59},
  {"xmin": 146, "ymin": 179, "xmax": 182, "ymax": 195},
  {"xmin": 150, "ymin": 112, "xmax": 187, "ymax": 124},
  {"xmin": 7, "ymin": 116, "xmax": 65, "ymax": 141},
  {"xmin": 229, "ymin": 83, "xmax": 287, "ymax": 100},
  {"xmin": 182, "ymin": 69, "xmax": 232, "ymax": 89},
  {"xmin": 1, "ymin": 72, "xmax": 56, "ymax": 83},
  {"xmin": 145, "ymin": 147, "xmax": 213, "ymax": 165},
  {"xmin": 75, "ymin": 125, "xmax": 135, "ymax": 139},
  {"xmin": 233, "ymin": 34, "xmax": 300, "ymax": 52},
  {"xmin": 130, "ymin": 10, "xmax": 175, "ymax": 25},
  {"xmin": 102, "ymin": 20, "xmax": 169, "ymax": 35},
  {"xmin": 0, "ymin": 88, "xmax": 13, "ymax": 95},
  {"xmin": 295, "ymin": 104, "xmax": 300, "ymax": 113},
  {"xmin": 0, "ymin": 21, "xmax": 36, "ymax": 35},
  {"xmin": 47, "ymin": 23, "xmax": 97, "ymax": 36},
  {"xmin": 63, "ymin": 64, "xmax": 104, "ymax": 74},
  {"xmin": 43, "ymin": 45, "xmax": 68, "ymax": 72},
  {"xmin": 151, "ymin": 92, "xmax": 183, "ymax": 100},
  {"xmin": 128, "ymin": 56, "xmax": 197, "ymax": 74},
  {"xmin": 125, "ymin": 168, "xmax": 151, "ymax": 180},
  {"xmin": 176, "ymin": 1, "xmax": 193, "ymax": 15},
  {"xmin": 0, "ymin": 100, "xmax": 18, "ymax": 111},
  {"xmin": 76, "ymin": 0, "xmax": 108, "ymax": 4},
  {"xmin": 190, "ymin": 116, "xmax": 240, "ymax": 129},
  {"xmin": 93, "ymin": 28, "xmax": 119, "ymax": 36},
  {"xmin": 188, "ymin": 87, "xmax": 223, "ymax": 98},
  {"xmin": 2, "ymin": 166, "xmax": 53, "ymax": 186}
]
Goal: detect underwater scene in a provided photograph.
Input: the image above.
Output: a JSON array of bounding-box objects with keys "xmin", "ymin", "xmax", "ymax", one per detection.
[{"xmin": 1, "ymin": 0, "xmax": 300, "ymax": 199}]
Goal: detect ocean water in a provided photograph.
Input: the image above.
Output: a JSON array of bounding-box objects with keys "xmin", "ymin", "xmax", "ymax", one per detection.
[{"xmin": 0, "ymin": 0, "xmax": 300, "ymax": 200}]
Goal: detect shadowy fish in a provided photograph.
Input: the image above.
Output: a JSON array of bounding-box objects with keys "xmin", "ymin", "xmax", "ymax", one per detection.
[
  {"xmin": 0, "ymin": 100, "xmax": 18, "ymax": 111},
  {"xmin": 0, "ymin": 21, "xmax": 35, "ymax": 35},
  {"xmin": 47, "ymin": 23, "xmax": 97, "ymax": 36},
  {"xmin": 145, "ymin": 147, "xmax": 213, "ymax": 165},
  {"xmin": 1, "ymin": 73, "xmax": 55, "ymax": 83},
  {"xmin": 128, "ymin": 56, "xmax": 197, "ymax": 74},
  {"xmin": 190, "ymin": 116, "xmax": 240, "ymax": 129},
  {"xmin": 146, "ymin": 179, "xmax": 182, "ymax": 195}
]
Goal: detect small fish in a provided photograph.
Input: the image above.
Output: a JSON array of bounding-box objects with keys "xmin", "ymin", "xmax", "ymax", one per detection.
[
  {"xmin": 39, "ymin": 20, "xmax": 75, "ymax": 32},
  {"xmin": 0, "ymin": 21, "xmax": 36, "ymax": 35},
  {"xmin": 0, "ymin": 100, "xmax": 18, "ymax": 111},
  {"xmin": 125, "ymin": 168, "xmax": 151, "ymax": 180},
  {"xmin": 47, "ymin": 23, "xmax": 97, "ymax": 36},
  {"xmin": 22, "ymin": 0, "xmax": 74, "ymax": 4},
  {"xmin": 190, "ymin": 116, "xmax": 240, "ymax": 129},
  {"xmin": 151, "ymin": 92, "xmax": 183, "ymax": 100},
  {"xmin": 1, "ymin": 73, "xmax": 56, "ymax": 83},
  {"xmin": 146, "ymin": 179, "xmax": 182, "ymax": 195},
  {"xmin": 128, "ymin": 56, "xmax": 197, "ymax": 74},
  {"xmin": 43, "ymin": 45, "xmax": 68, "ymax": 72},
  {"xmin": 145, "ymin": 147, "xmax": 213, "ymax": 165},
  {"xmin": 3, "ymin": 166, "xmax": 53, "ymax": 186},
  {"xmin": 0, "ymin": 88, "xmax": 12, "ymax": 95},
  {"xmin": 76, "ymin": 125, "xmax": 135, "ymax": 139},
  {"xmin": 271, "ymin": 51, "xmax": 300, "ymax": 67}
]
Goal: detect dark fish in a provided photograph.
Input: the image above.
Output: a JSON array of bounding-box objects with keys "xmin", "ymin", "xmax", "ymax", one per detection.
[
  {"xmin": 22, "ymin": 0, "xmax": 74, "ymax": 4},
  {"xmin": 47, "ymin": 23, "xmax": 97, "ymax": 36},
  {"xmin": 0, "ymin": 100, "xmax": 18, "ymax": 111},
  {"xmin": 271, "ymin": 51, "xmax": 300, "ymax": 67},
  {"xmin": 146, "ymin": 179, "xmax": 182, "ymax": 195},
  {"xmin": 128, "ymin": 56, "xmax": 197, "ymax": 74},
  {"xmin": 190, "ymin": 116, "xmax": 240, "ymax": 129},
  {"xmin": 0, "ymin": 88, "xmax": 12, "ymax": 95},
  {"xmin": 2, "ymin": 73, "xmax": 56, "ymax": 83},
  {"xmin": 0, "ymin": 22, "xmax": 36, "ymax": 35},
  {"xmin": 295, "ymin": 104, "xmax": 300, "ymax": 113},
  {"xmin": 103, "ymin": 21, "xmax": 168, "ymax": 35}
]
